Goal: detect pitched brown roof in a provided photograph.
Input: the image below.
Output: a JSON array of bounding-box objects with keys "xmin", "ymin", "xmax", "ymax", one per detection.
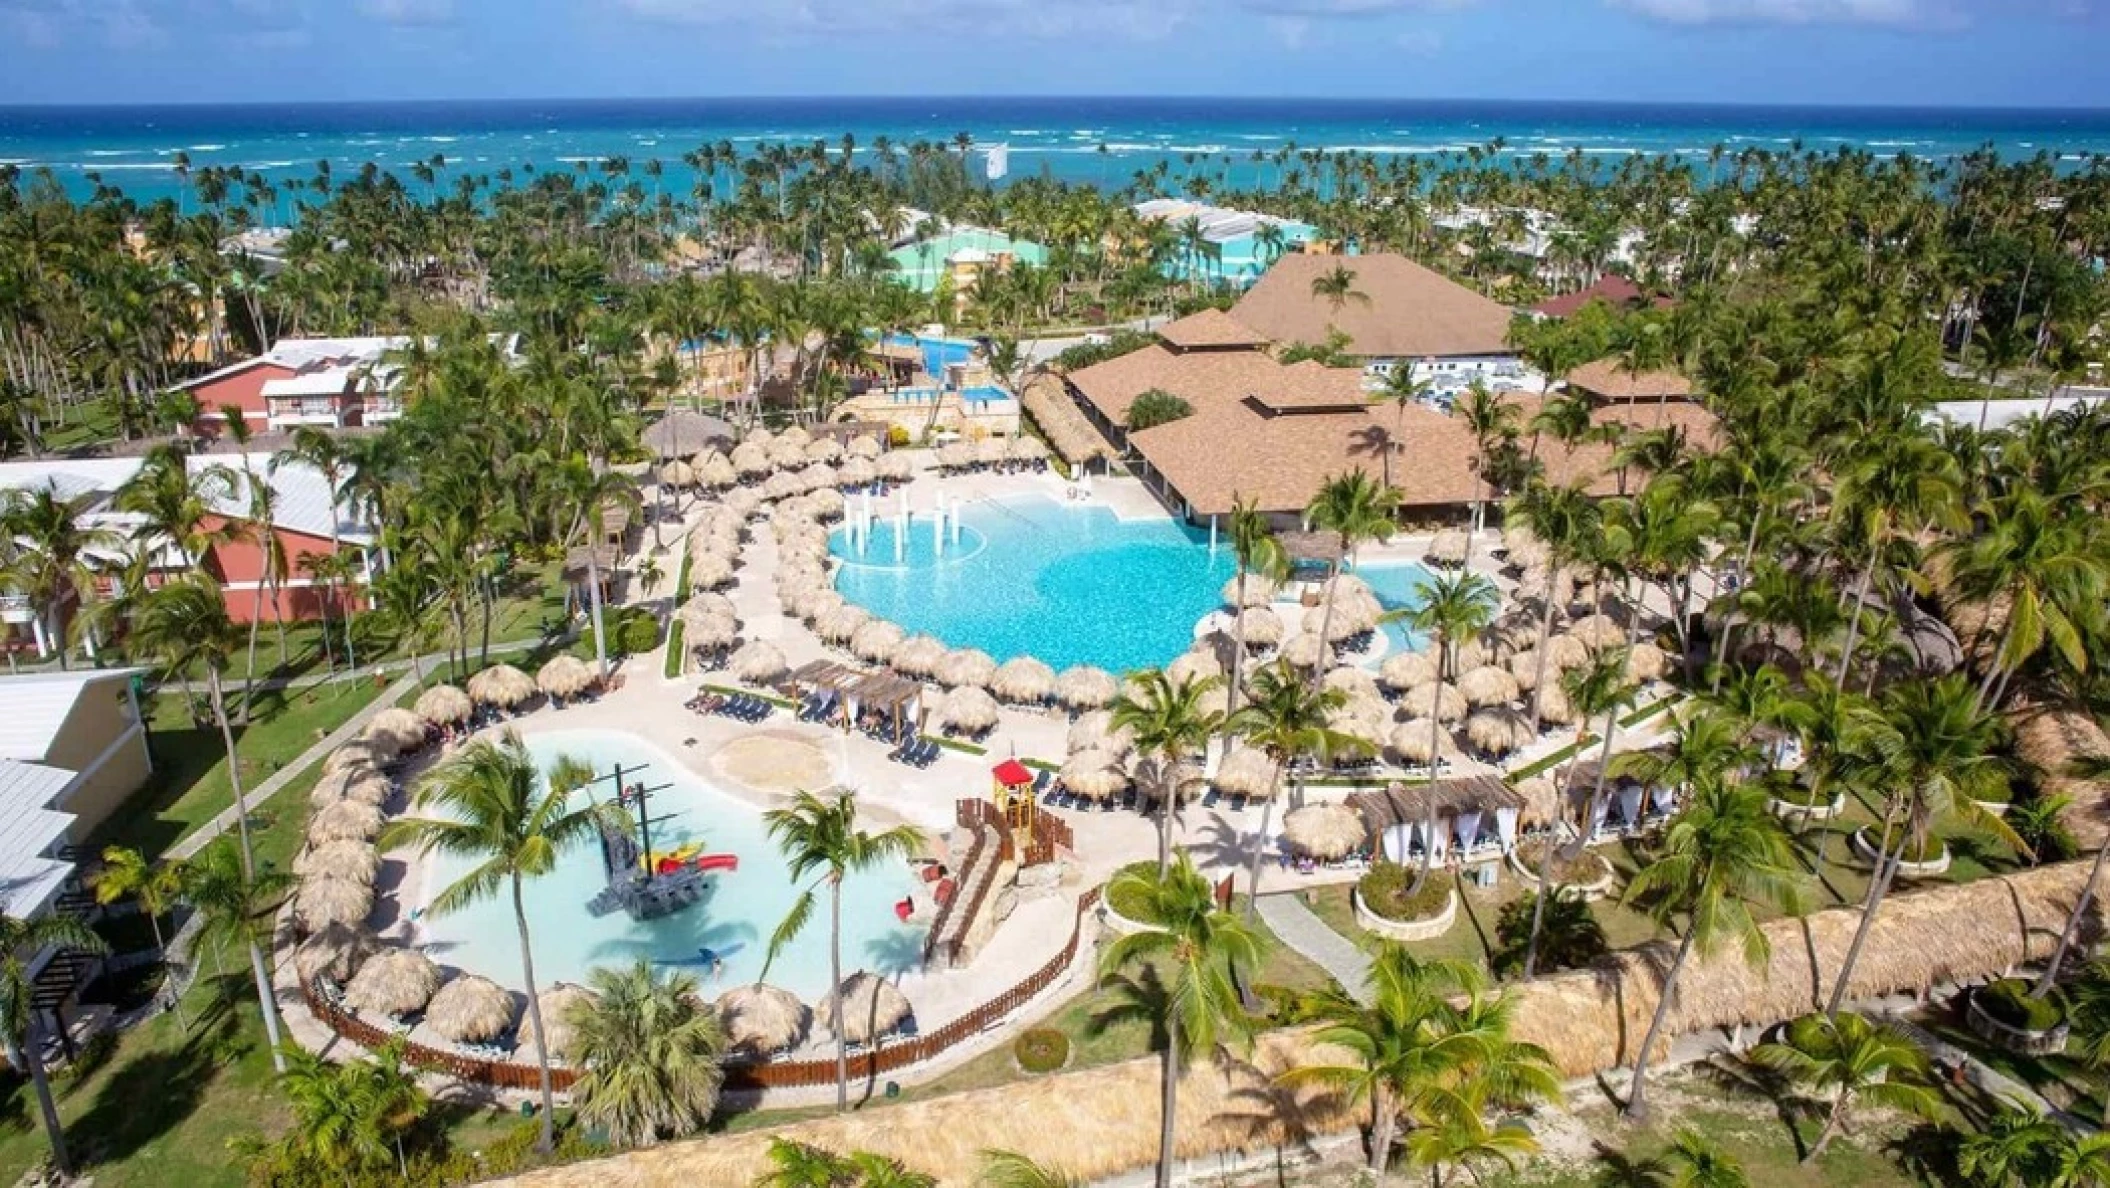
[
  {"xmin": 1157, "ymin": 309, "xmax": 1269, "ymax": 351},
  {"xmin": 1565, "ymin": 359, "xmax": 1696, "ymax": 402},
  {"xmin": 1229, "ymin": 253, "xmax": 1515, "ymax": 359},
  {"xmin": 1068, "ymin": 344, "xmax": 1360, "ymax": 428},
  {"xmin": 1531, "ymin": 275, "xmax": 1673, "ymax": 319}
]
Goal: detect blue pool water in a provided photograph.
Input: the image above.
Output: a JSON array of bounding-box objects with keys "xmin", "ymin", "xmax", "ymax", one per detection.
[
  {"xmin": 832, "ymin": 494, "xmax": 1238, "ymax": 673},
  {"xmin": 413, "ymin": 731, "xmax": 927, "ymax": 1000},
  {"xmin": 959, "ymin": 385, "xmax": 1012, "ymax": 405},
  {"xmin": 1358, "ymin": 563, "xmax": 1437, "ymax": 655},
  {"xmin": 883, "ymin": 333, "xmax": 976, "ymax": 379}
]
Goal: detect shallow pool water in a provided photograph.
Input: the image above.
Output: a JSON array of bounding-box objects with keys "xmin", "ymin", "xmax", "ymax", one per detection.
[{"xmin": 411, "ymin": 731, "xmax": 927, "ymax": 1000}]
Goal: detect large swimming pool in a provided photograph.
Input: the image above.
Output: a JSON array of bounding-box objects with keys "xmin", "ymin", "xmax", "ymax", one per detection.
[
  {"xmin": 882, "ymin": 333, "xmax": 977, "ymax": 379},
  {"xmin": 412, "ymin": 732, "xmax": 927, "ymax": 1000},
  {"xmin": 832, "ymin": 494, "xmax": 1238, "ymax": 673}
]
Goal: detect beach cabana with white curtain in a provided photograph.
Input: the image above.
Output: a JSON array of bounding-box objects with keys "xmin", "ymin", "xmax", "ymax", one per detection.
[{"xmin": 1350, "ymin": 774, "xmax": 1529, "ymax": 872}]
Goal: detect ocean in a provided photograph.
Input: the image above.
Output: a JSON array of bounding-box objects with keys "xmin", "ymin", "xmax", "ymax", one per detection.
[{"xmin": 4, "ymin": 97, "xmax": 2109, "ymax": 212}]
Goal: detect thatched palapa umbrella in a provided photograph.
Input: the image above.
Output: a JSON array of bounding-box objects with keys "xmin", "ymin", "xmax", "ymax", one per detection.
[
  {"xmin": 1282, "ymin": 634, "xmax": 1329, "ymax": 670},
  {"xmin": 768, "ymin": 442, "xmax": 809, "ymax": 472},
  {"xmin": 466, "ymin": 664, "xmax": 536, "ymax": 708},
  {"xmin": 689, "ymin": 552, "xmax": 736, "ymax": 592},
  {"xmin": 1380, "ymin": 650, "xmax": 1435, "ymax": 691},
  {"xmin": 1057, "ymin": 665, "xmax": 1118, "ymax": 710},
  {"xmin": 892, "ymin": 634, "xmax": 948, "ymax": 679},
  {"xmin": 804, "ymin": 438, "xmax": 844, "ymax": 465},
  {"xmin": 309, "ymin": 765, "xmax": 370, "ymax": 807},
  {"xmin": 819, "ymin": 971, "xmax": 912, "ymax": 1044},
  {"xmin": 1304, "ymin": 603, "xmax": 1370, "ymax": 643},
  {"xmin": 537, "ymin": 655, "xmax": 596, "ymax": 699},
  {"xmin": 414, "ymin": 684, "xmax": 472, "ymax": 725},
  {"xmin": 1402, "ymin": 681, "xmax": 1467, "ymax": 723},
  {"xmin": 1067, "ymin": 711, "xmax": 1134, "ymax": 757},
  {"xmin": 1544, "ymin": 633, "xmax": 1592, "ymax": 670},
  {"xmin": 1322, "ymin": 665, "xmax": 1380, "ymax": 702},
  {"xmin": 876, "ymin": 452, "xmax": 915, "ymax": 482},
  {"xmin": 731, "ymin": 441, "xmax": 770, "ymax": 477},
  {"xmin": 698, "ymin": 453, "xmax": 739, "ymax": 488},
  {"xmin": 847, "ymin": 433, "xmax": 883, "ymax": 459},
  {"xmin": 521, "ymin": 983, "xmax": 597, "ymax": 1062},
  {"xmin": 323, "ymin": 740, "xmax": 386, "ymax": 777},
  {"xmin": 340, "ymin": 771, "xmax": 392, "ymax": 807},
  {"xmin": 939, "ymin": 648, "xmax": 997, "ymax": 689},
  {"xmin": 1213, "ymin": 747, "xmax": 1280, "ymax": 800},
  {"xmin": 685, "ymin": 610, "xmax": 740, "ymax": 653},
  {"xmin": 937, "ymin": 686, "xmax": 1000, "ymax": 735},
  {"xmin": 838, "ymin": 456, "xmax": 877, "ymax": 487},
  {"xmin": 658, "ymin": 460, "xmax": 696, "ymax": 489},
  {"xmin": 294, "ymin": 921, "xmax": 379, "ymax": 986},
  {"xmin": 991, "ymin": 656, "xmax": 1057, "ymax": 704},
  {"xmin": 296, "ymin": 839, "xmax": 380, "ymax": 883},
  {"xmin": 344, "ymin": 947, "xmax": 442, "ymax": 1017},
  {"xmin": 1222, "ymin": 574, "xmax": 1280, "ymax": 609},
  {"xmin": 850, "ymin": 619, "xmax": 906, "ymax": 664},
  {"xmin": 716, "ymin": 983, "xmax": 811, "ymax": 1056},
  {"xmin": 1166, "ymin": 649, "xmax": 1222, "ymax": 686},
  {"xmin": 1061, "ymin": 749, "xmax": 1127, "ymax": 802},
  {"xmin": 361, "ymin": 708, "xmax": 427, "ymax": 756},
  {"xmin": 1466, "ymin": 707, "xmax": 1537, "ymax": 757},
  {"xmin": 1282, "ymin": 803, "xmax": 1367, "ymax": 860},
  {"xmin": 1535, "ymin": 682, "xmax": 1580, "ymax": 726},
  {"xmin": 1426, "ymin": 529, "xmax": 1470, "ymax": 567},
  {"xmin": 1236, "ymin": 607, "xmax": 1284, "ymax": 648},
  {"xmin": 1457, "ymin": 665, "xmax": 1521, "ymax": 708},
  {"xmin": 294, "ymin": 874, "xmax": 374, "ymax": 929},
  {"xmin": 426, "ymin": 974, "xmax": 518, "ymax": 1044},
  {"xmin": 1571, "ymin": 614, "xmax": 1626, "ymax": 650},
  {"xmin": 1627, "ymin": 642, "xmax": 1670, "ymax": 683},
  {"xmin": 816, "ymin": 604, "xmax": 870, "ymax": 644},
  {"xmin": 1390, "ymin": 718, "xmax": 1457, "ymax": 764},
  {"xmin": 729, "ymin": 640, "xmax": 788, "ymax": 685},
  {"xmin": 1508, "ymin": 649, "xmax": 1544, "ymax": 691},
  {"xmin": 309, "ymin": 798, "xmax": 383, "ymax": 844}
]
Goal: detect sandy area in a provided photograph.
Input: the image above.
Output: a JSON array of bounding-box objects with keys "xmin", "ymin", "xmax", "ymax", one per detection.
[{"xmin": 708, "ymin": 730, "xmax": 836, "ymax": 795}]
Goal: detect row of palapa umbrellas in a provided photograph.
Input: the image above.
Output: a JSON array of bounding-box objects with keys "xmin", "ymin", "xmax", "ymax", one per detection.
[
  {"xmin": 289, "ymin": 680, "xmax": 916, "ymax": 1061},
  {"xmin": 656, "ymin": 424, "xmax": 916, "ymax": 502}
]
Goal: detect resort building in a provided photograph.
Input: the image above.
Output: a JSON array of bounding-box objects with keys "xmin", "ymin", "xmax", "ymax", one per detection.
[
  {"xmin": 1226, "ymin": 252, "xmax": 1523, "ymax": 390},
  {"xmin": 1057, "ymin": 308, "xmax": 1713, "ymax": 526},
  {"xmin": 887, "ymin": 226, "xmax": 1047, "ymax": 296},
  {"xmin": 0, "ymin": 670, "xmax": 153, "ymax": 854},
  {"xmin": 1132, "ymin": 198, "xmax": 1319, "ymax": 288},
  {"xmin": 0, "ymin": 454, "xmax": 378, "ymax": 656},
  {"xmin": 1531, "ymin": 274, "xmax": 1674, "ymax": 320},
  {"xmin": 176, "ymin": 334, "xmax": 520, "ymax": 434}
]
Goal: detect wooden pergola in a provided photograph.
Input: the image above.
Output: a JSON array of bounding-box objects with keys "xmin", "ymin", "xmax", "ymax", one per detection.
[{"xmin": 786, "ymin": 661, "xmax": 922, "ymax": 740}]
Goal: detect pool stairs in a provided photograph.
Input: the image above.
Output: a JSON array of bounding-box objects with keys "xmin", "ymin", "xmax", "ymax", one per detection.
[{"xmin": 926, "ymin": 821, "xmax": 1008, "ymax": 969}]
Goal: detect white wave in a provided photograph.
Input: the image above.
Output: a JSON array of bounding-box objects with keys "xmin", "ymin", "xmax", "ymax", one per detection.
[
  {"xmin": 187, "ymin": 143, "xmax": 227, "ymax": 152},
  {"xmin": 0, "ymin": 158, "xmax": 28, "ymax": 166},
  {"xmin": 1007, "ymin": 129, "xmax": 1043, "ymax": 136},
  {"xmin": 1865, "ymin": 140, "xmax": 1926, "ymax": 147},
  {"xmin": 1320, "ymin": 143, "xmax": 1478, "ymax": 154},
  {"xmin": 67, "ymin": 162, "xmax": 175, "ymax": 171},
  {"xmin": 86, "ymin": 149, "xmax": 137, "ymax": 158},
  {"xmin": 244, "ymin": 161, "xmax": 299, "ymax": 170},
  {"xmin": 423, "ymin": 136, "xmax": 458, "ymax": 143},
  {"xmin": 1165, "ymin": 144, "xmax": 1226, "ymax": 154}
]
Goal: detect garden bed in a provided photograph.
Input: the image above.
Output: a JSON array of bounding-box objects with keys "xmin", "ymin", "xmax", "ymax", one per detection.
[
  {"xmin": 1352, "ymin": 865, "xmax": 1458, "ymax": 941},
  {"xmin": 1967, "ymin": 978, "xmax": 2069, "ymax": 1056},
  {"xmin": 1768, "ymin": 787, "xmax": 1846, "ymax": 821},
  {"xmin": 1507, "ymin": 840, "xmax": 1617, "ymax": 901},
  {"xmin": 1099, "ymin": 861, "xmax": 1168, "ymax": 935},
  {"xmin": 1850, "ymin": 827, "xmax": 1951, "ymax": 878}
]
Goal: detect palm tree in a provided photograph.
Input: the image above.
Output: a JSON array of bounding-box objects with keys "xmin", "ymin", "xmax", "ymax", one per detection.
[
  {"xmin": 1228, "ymin": 662, "xmax": 1361, "ymax": 914},
  {"xmin": 1506, "ymin": 481, "xmax": 1601, "ymax": 730},
  {"xmin": 1098, "ymin": 854, "xmax": 1264, "ymax": 1188},
  {"xmin": 1958, "ymin": 1103, "xmax": 2066, "ymax": 1188},
  {"xmin": 0, "ymin": 486, "xmax": 118, "ymax": 668},
  {"xmin": 1647, "ymin": 1128, "xmax": 1751, "ymax": 1188},
  {"xmin": 556, "ymin": 458, "xmax": 641, "ymax": 681},
  {"xmin": 275, "ymin": 1036, "xmax": 427, "ymax": 1183},
  {"xmin": 2066, "ymin": 963, "xmax": 2110, "ymax": 1128},
  {"xmin": 1941, "ymin": 489, "xmax": 2106, "ymax": 712},
  {"xmin": 183, "ymin": 838, "xmax": 291, "ymax": 1073},
  {"xmin": 130, "ymin": 576, "xmax": 261, "ymax": 878},
  {"xmin": 1110, "ymin": 670, "xmax": 1225, "ymax": 875},
  {"xmin": 1748, "ymin": 1012, "xmax": 1938, "ymax": 1164},
  {"xmin": 1310, "ymin": 263, "xmax": 1368, "ymax": 313},
  {"xmin": 1395, "ymin": 569, "xmax": 1498, "ymax": 892},
  {"xmin": 761, "ymin": 788, "xmax": 924, "ymax": 1113},
  {"xmin": 1618, "ymin": 773, "xmax": 1805, "ymax": 1120},
  {"xmin": 1456, "ymin": 382, "xmax": 1520, "ymax": 552},
  {"xmin": 0, "ymin": 912, "xmax": 109, "ymax": 1176},
  {"xmin": 379, "ymin": 733, "xmax": 619, "ymax": 1152},
  {"xmin": 1491, "ymin": 886, "xmax": 1605, "ymax": 978},
  {"xmin": 977, "ymin": 1149, "xmax": 1080, "ymax": 1187},
  {"xmin": 91, "ymin": 845, "xmax": 185, "ymax": 960},
  {"xmin": 1305, "ymin": 472, "xmax": 1400, "ymax": 686},
  {"xmin": 1520, "ymin": 648, "xmax": 1635, "ymax": 981},
  {"xmin": 1224, "ymin": 494, "xmax": 1288, "ymax": 722},
  {"xmin": 2034, "ymin": 749, "xmax": 2110, "ymax": 995},
  {"xmin": 569, "ymin": 959, "xmax": 727, "ymax": 1147},
  {"xmin": 1826, "ymin": 675, "xmax": 2016, "ymax": 1015}
]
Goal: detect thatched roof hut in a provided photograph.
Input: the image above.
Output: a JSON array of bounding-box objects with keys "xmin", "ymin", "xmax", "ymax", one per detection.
[
  {"xmin": 294, "ymin": 874, "xmax": 374, "ymax": 930},
  {"xmin": 537, "ymin": 655, "xmax": 596, "ymax": 698},
  {"xmin": 344, "ymin": 947, "xmax": 442, "ymax": 1017},
  {"xmin": 1213, "ymin": 747, "xmax": 1280, "ymax": 799},
  {"xmin": 1321, "ymin": 665, "xmax": 1380, "ymax": 702},
  {"xmin": 466, "ymin": 664, "xmax": 536, "ymax": 708},
  {"xmin": 685, "ymin": 609, "xmax": 740, "ymax": 652},
  {"xmin": 1067, "ymin": 712, "xmax": 1134, "ymax": 757},
  {"xmin": 1056, "ymin": 666, "xmax": 1118, "ymax": 710},
  {"xmin": 1281, "ymin": 634, "xmax": 1328, "ymax": 670},
  {"xmin": 414, "ymin": 684, "xmax": 472, "ymax": 725},
  {"xmin": 1389, "ymin": 718, "xmax": 1459, "ymax": 764},
  {"xmin": 1627, "ymin": 642, "xmax": 1670, "ymax": 683},
  {"xmin": 295, "ymin": 839, "xmax": 380, "ymax": 883},
  {"xmin": 1234, "ymin": 607, "xmax": 1284, "ymax": 648},
  {"xmin": 716, "ymin": 983, "xmax": 811, "ymax": 1057},
  {"xmin": 1457, "ymin": 665, "xmax": 1521, "ymax": 708},
  {"xmin": 818, "ymin": 972, "xmax": 912, "ymax": 1044},
  {"xmin": 936, "ymin": 686, "xmax": 1000, "ymax": 734},
  {"xmin": 816, "ymin": 604, "xmax": 871, "ymax": 644},
  {"xmin": 521, "ymin": 984, "xmax": 597, "ymax": 1063},
  {"xmin": 1379, "ymin": 650, "xmax": 1435, "ymax": 691},
  {"xmin": 1061, "ymin": 750, "xmax": 1128, "ymax": 802},
  {"xmin": 1282, "ymin": 804, "xmax": 1367, "ymax": 859},
  {"xmin": 729, "ymin": 640, "xmax": 788, "ymax": 685},
  {"xmin": 293, "ymin": 921, "xmax": 377, "ymax": 987},
  {"xmin": 1426, "ymin": 529, "xmax": 1469, "ymax": 567},
  {"xmin": 850, "ymin": 619, "xmax": 907, "ymax": 665},
  {"xmin": 1222, "ymin": 574, "xmax": 1280, "ymax": 609},
  {"xmin": 892, "ymin": 635, "xmax": 948, "ymax": 680},
  {"xmin": 309, "ymin": 798, "xmax": 383, "ymax": 845},
  {"xmin": 323, "ymin": 740, "xmax": 387, "ymax": 778},
  {"xmin": 361, "ymin": 708, "xmax": 427, "ymax": 756},
  {"xmin": 991, "ymin": 656, "xmax": 1057, "ymax": 705},
  {"xmin": 938, "ymin": 648, "xmax": 997, "ymax": 690},
  {"xmin": 1166, "ymin": 650, "xmax": 1222, "ymax": 687},
  {"xmin": 426, "ymin": 975, "xmax": 518, "ymax": 1044}
]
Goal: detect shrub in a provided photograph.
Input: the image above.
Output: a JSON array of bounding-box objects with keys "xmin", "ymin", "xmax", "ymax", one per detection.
[
  {"xmin": 1052, "ymin": 328, "xmax": 1154, "ymax": 372},
  {"xmin": 587, "ymin": 607, "xmax": 660, "ymax": 658},
  {"xmin": 1490, "ymin": 886, "xmax": 1609, "ymax": 978},
  {"xmin": 887, "ymin": 424, "xmax": 911, "ymax": 448},
  {"xmin": 1977, "ymin": 977, "xmax": 2066, "ymax": 1032},
  {"xmin": 1356, "ymin": 862, "xmax": 1454, "ymax": 923},
  {"xmin": 1126, "ymin": 388, "xmax": 1193, "ymax": 432},
  {"xmin": 1014, "ymin": 1028, "xmax": 1069, "ymax": 1073}
]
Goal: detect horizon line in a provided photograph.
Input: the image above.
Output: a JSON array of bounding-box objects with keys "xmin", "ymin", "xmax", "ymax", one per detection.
[{"xmin": 4, "ymin": 94, "xmax": 2110, "ymax": 117}]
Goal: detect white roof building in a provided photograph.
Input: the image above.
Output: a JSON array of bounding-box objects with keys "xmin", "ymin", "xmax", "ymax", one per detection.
[
  {"xmin": 0, "ymin": 669, "xmax": 153, "ymax": 918},
  {"xmin": 0, "ymin": 453, "xmax": 373, "ymax": 548}
]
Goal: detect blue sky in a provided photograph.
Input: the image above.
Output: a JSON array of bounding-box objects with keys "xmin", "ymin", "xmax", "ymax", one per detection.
[{"xmin": 0, "ymin": 0, "xmax": 2104, "ymax": 107}]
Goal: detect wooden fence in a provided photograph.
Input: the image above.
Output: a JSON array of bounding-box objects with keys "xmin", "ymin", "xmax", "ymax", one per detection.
[{"xmin": 300, "ymin": 885, "xmax": 1105, "ymax": 1096}]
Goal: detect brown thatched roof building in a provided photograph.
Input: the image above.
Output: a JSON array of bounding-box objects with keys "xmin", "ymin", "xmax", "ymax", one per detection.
[
  {"xmin": 1228, "ymin": 252, "xmax": 1515, "ymax": 360},
  {"xmin": 1565, "ymin": 359, "xmax": 1696, "ymax": 403}
]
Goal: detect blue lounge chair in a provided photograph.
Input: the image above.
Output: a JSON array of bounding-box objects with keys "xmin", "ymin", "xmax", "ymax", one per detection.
[{"xmin": 1202, "ymin": 787, "xmax": 1222, "ymax": 808}]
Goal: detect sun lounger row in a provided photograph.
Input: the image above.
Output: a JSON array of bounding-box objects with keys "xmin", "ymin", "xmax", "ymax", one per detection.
[{"xmin": 889, "ymin": 738, "xmax": 941, "ymax": 768}]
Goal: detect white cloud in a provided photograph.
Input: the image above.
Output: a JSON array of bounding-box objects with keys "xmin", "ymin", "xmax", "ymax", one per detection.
[
  {"xmin": 1606, "ymin": 0, "xmax": 1950, "ymax": 26},
  {"xmin": 357, "ymin": 0, "xmax": 454, "ymax": 25}
]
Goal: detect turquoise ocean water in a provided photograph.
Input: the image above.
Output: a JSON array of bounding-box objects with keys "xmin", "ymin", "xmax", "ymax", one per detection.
[{"xmin": 5, "ymin": 97, "xmax": 2110, "ymax": 212}]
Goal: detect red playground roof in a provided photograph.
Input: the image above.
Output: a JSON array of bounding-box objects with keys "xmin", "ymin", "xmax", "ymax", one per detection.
[{"xmin": 991, "ymin": 759, "xmax": 1034, "ymax": 787}]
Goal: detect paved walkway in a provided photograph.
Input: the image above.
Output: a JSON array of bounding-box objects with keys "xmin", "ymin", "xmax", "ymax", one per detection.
[
  {"xmin": 165, "ymin": 639, "xmax": 544, "ymax": 861},
  {"xmin": 1255, "ymin": 892, "xmax": 1373, "ymax": 1005}
]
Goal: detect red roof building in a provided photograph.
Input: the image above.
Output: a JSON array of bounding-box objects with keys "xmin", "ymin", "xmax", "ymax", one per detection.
[{"xmin": 1531, "ymin": 275, "xmax": 1674, "ymax": 320}]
